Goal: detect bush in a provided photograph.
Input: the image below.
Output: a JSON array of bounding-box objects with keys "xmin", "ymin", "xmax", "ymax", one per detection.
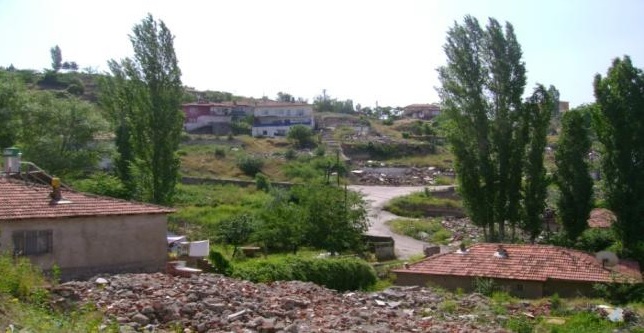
[
  {"xmin": 284, "ymin": 148, "xmax": 296, "ymax": 160},
  {"xmin": 472, "ymin": 277, "xmax": 500, "ymax": 296},
  {"xmin": 314, "ymin": 145, "xmax": 326, "ymax": 157},
  {"xmin": 575, "ymin": 228, "xmax": 617, "ymax": 253},
  {"xmin": 0, "ymin": 254, "xmax": 47, "ymax": 303},
  {"xmin": 72, "ymin": 173, "xmax": 130, "ymax": 200},
  {"xmin": 287, "ymin": 125, "xmax": 315, "ymax": 148},
  {"xmin": 214, "ymin": 147, "xmax": 226, "ymax": 158},
  {"xmin": 593, "ymin": 281, "xmax": 644, "ymax": 304},
  {"xmin": 255, "ymin": 172, "xmax": 271, "ymax": 192},
  {"xmin": 231, "ymin": 256, "xmax": 377, "ymax": 291},
  {"xmin": 208, "ymin": 250, "xmax": 232, "ymax": 275},
  {"xmin": 237, "ymin": 155, "xmax": 264, "ymax": 177}
]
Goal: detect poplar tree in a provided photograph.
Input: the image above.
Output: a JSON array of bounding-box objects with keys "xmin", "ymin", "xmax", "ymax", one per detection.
[
  {"xmin": 438, "ymin": 16, "xmax": 527, "ymax": 241},
  {"xmin": 554, "ymin": 107, "xmax": 593, "ymax": 241},
  {"xmin": 101, "ymin": 14, "xmax": 183, "ymax": 205},
  {"xmin": 593, "ymin": 56, "xmax": 644, "ymax": 260},
  {"xmin": 522, "ymin": 85, "xmax": 555, "ymax": 242}
]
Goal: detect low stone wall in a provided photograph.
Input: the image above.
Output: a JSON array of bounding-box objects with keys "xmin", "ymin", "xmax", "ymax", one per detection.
[{"xmin": 181, "ymin": 176, "xmax": 294, "ymax": 189}]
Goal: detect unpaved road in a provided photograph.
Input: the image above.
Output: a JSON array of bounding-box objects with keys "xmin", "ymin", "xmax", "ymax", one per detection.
[{"xmin": 349, "ymin": 185, "xmax": 453, "ymax": 259}]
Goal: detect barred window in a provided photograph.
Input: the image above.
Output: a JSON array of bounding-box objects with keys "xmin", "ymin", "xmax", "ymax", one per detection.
[{"xmin": 13, "ymin": 230, "xmax": 53, "ymax": 255}]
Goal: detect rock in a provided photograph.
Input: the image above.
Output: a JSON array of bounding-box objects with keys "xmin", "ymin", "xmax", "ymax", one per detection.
[
  {"xmin": 131, "ymin": 313, "xmax": 150, "ymax": 326},
  {"xmin": 96, "ymin": 277, "xmax": 109, "ymax": 285}
]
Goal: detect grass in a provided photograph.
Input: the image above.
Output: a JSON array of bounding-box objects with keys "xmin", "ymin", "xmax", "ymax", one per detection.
[
  {"xmin": 386, "ymin": 218, "xmax": 452, "ymax": 244},
  {"xmin": 384, "ymin": 191, "xmax": 462, "ymax": 218}
]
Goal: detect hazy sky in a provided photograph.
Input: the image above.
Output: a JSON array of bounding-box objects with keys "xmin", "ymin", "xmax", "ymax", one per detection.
[{"xmin": 1, "ymin": 0, "xmax": 643, "ymax": 108}]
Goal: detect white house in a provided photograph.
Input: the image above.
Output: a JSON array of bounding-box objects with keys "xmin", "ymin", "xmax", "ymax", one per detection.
[{"xmin": 251, "ymin": 102, "xmax": 315, "ymax": 137}]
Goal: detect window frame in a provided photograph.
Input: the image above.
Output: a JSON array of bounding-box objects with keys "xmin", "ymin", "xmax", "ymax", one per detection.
[{"xmin": 12, "ymin": 230, "xmax": 53, "ymax": 256}]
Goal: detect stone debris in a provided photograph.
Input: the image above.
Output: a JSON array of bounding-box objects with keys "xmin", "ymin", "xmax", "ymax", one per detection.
[{"xmin": 52, "ymin": 273, "xmax": 510, "ymax": 332}]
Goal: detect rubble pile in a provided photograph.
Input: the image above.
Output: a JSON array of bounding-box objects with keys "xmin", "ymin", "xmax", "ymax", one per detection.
[
  {"xmin": 52, "ymin": 273, "xmax": 509, "ymax": 332},
  {"xmin": 351, "ymin": 166, "xmax": 453, "ymax": 186}
]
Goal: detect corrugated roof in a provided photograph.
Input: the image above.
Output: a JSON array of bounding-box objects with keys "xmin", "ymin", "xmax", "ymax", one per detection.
[
  {"xmin": 394, "ymin": 243, "xmax": 641, "ymax": 284},
  {"xmin": 0, "ymin": 179, "xmax": 174, "ymax": 221}
]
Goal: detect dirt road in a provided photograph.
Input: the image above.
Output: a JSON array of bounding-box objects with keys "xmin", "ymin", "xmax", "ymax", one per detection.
[{"xmin": 349, "ymin": 185, "xmax": 452, "ymax": 259}]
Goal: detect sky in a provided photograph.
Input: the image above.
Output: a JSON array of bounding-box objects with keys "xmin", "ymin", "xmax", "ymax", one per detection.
[{"xmin": 1, "ymin": 0, "xmax": 643, "ymax": 108}]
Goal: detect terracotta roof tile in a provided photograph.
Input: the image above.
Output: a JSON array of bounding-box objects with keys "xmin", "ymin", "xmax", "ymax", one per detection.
[
  {"xmin": 0, "ymin": 179, "xmax": 174, "ymax": 221},
  {"xmin": 394, "ymin": 243, "xmax": 641, "ymax": 284}
]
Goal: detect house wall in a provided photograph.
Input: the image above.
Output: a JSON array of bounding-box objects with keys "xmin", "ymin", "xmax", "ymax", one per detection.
[
  {"xmin": 0, "ymin": 214, "xmax": 167, "ymax": 280},
  {"xmin": 543, "ymin": 280, "xmax": 595, "ymax": 297},
  {"xmin": 394, "ymin": 273, "xmax": 544, "ymax": 298}
]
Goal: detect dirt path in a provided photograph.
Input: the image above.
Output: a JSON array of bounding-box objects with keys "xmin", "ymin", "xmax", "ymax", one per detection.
[{"xmin": 349, "ymin": 185, "xmax": 453, "ymax": 259}]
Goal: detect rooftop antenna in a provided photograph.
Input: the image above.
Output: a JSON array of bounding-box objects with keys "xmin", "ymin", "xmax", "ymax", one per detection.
[{"xmin": 595, "ymin": 251, "xmax": 619, "ymax": 268}]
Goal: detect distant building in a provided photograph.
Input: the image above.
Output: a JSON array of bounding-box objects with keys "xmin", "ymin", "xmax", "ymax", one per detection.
[
  {"xmin": 394, "ymin": 243, "xmax": 641, "ymax": 298},
  {"xmin": 402, "ymin": 103, "xmax": 441, "ymax": 120},
  {"xmin": 558, "ymin": 101, "xmax": 570, "ymax": 113},
  {"xmin": 251, "ymin": 102, "xmax": 315, "ymax": 137},
  {"xmin": 182, "ymin": 101, "xmax": 254, "ymax": 135}
]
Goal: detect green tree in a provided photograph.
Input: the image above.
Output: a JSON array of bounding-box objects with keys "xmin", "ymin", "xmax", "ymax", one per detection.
[
  {"xmin": 292, "ymin": 184, "xmax": 369, "ymax": 254},
  {"xmin": 50, "ymin": 45, "xmax": 62, "ymax": 72},
  {"xmin": 17, "ymin": 92, "xmax": 107, "ymax": 177},
  {"xmin": 287, "ymin": 124, "xmax": 315, "ymax": 148},
  {"xmin": 0, "ymin": 70, "xmax": 24, "ymax": 148},
  {"xmin": 554, "ymin": 108, "xmax": 593, "ymax": 241},
  {"xmin": 254, "ymin": 190, "xmax": 308, "ymax": 254},
  {"xmin": 215, "ymin": 214, "xmax": 255, "ymax": 258},
  {"xmin": 593, "ymin": 56, "xmax": 644, "ymax": 260},
  {"xmin": 522, "ymin": 85, "xmax": 555, "ymax": 242},
  {"xmin": 438, "ymin": 16, "xmax": 527, "ymax": 241},
  {"xmin": 102, "ymin": 14, "xmax": 184, "ymax": 205},
  {"xmin": 276, "ymin": 92, "xmax": 295, "ymax": 103}
]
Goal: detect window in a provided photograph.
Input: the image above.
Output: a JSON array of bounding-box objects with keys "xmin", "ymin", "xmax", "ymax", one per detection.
[
  {"xmin": 516, "ymin": 284, "xmax": 524, "ymax": 292},
  {"xmin": 13, "ymin": 230, "xmax": 52, "ymax": 255}
]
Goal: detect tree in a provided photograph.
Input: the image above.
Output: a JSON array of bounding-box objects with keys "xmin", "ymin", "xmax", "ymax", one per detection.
[
  {"xmin": 17, "ymin": 92, "xmax": 107, "ymax": 177},
  {"xmin": 292, "ymin": 184, "xmax": 369, "ymax": 254},
  {"xmin": 101, "ymin": 14, "xmax": 184, "ymax": 205},
  {"xmin": 277, "ymin": 92, "xmax": 295, "ymax": 103},
  {"xmin": 522, "ymin": 85, "xmax": 555, "ymax": 242},
  {"xmin": 555, "ymin": 107, "xmax": 594, "ymax": 241},
  {"xmin": 593, "ymin": 56, "xmax": 644, "ymax": 260},
  {"xmin": 438, "ymin": 16, "xmax": 527, "ymax": 241},
  {"xmin": 50, "ymin": 45, "xmax": 62, "ymax": 72},
  {"xmin": 0, "ymin": 71, "xmax": 24, "ymax": 148},
  {"xmin": 215, "ymin": 214, "xmax": 255, "ymax": 258},
  {"xmin": 287, "ymin": 124, "xmax": 315, "ymax": 148},
  {"xmin": 254, "ymin": 190, "xmax": 308, "ymax": 254}
]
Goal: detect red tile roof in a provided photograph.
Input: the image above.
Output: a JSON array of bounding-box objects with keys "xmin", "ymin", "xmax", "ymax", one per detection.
[
  {"xmin": 0, "ymin": 179, "xmax": 174, "ymax": 221},
  {"xmin": 587, "ymin": 208, "xmax": 616, "ymax": 228},
  {"xmin": 394, "ymin": 243, "xmax": 641, "ymax": 284}
]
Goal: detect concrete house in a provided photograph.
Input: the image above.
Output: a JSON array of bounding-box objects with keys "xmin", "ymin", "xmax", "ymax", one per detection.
[
  {"xmin": 252, "ymin": 102, "xmax": 315, "ymax": 137},
  {"xmin": 182, "ymin": 102, "xmax": 234, "ymax": 135},
  {"xmin": 0, "ymin": 178, "xmax": 174, "ymax": 281},
  {"xmin": 394, "ymin": 243, "xmax": 641, "ymax": 298}
]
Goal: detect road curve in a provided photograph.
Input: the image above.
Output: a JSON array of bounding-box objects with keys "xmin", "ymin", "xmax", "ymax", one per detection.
[{"xmin": 349, "ymin": 185, "xmax": 453, "ymax": 259}]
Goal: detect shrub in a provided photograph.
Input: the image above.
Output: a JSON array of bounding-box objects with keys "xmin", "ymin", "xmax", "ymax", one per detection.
[
  {"xmin": 237, "ymin": 155, "xmax": 264, "ymax": 177},
  {"xmin": 214, "ymin": 147, "xmax": 226, "ymax": 158},
  {"xmin": 593, "ymin": 281, "xmax": 644, "ymax": 304},
  {"xmin": 402, "ymin": 132, "xmax": 410, "ymax": 139},
  {"xmin": 472, "ymin": 277, "xmax": 500, "ymax": 296},
  {"xmin": 208, "ymin": 250, "xmax": 232, "ymax": 275},
  {"xmin": 287, "ymin": 125, "xmax": 315, "ymax": 148},
  {"xmin": 231, "ymin": 256, "xmax": 377, "ymax": 291},
  {"xmin": 0, "ymin": 254, "xmax": 47, "ymax": 302},
  {"xmin": 284, "ymin": 148, "xmax": 296, "ymax": 160},
  {"xmin": 314, "ymin": 145, "xmax": 326, "ymax": 157},
  {"xmin": 72, "ymin": 173, "xmax": 130, "ymax": 200},
  {"xmin": 255, "ymin": 172, "xmax": 271, "ymax": 192}
]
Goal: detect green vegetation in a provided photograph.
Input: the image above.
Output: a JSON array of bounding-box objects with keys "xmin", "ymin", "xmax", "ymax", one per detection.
[
  {"xmin": 231, "ymin": 256, "xmax": 377, "ymax": 291},
  {"xmin": 384, "ymin": 191, "xmax": 462, "ymax": 218},
  {"xmin": 101, "ymin": 14, "xmax": 184, "ymax": 205},
  {"xmin": 287, "ymin": 124, "xmax": 316, "ymax": 148},
  {"xmin": 386, "ymin": 218, "xmax": 452, "ymax": 244},
  {"xmin": 0, "ymin": 253, "xmax": 111, "ymax": 332}
]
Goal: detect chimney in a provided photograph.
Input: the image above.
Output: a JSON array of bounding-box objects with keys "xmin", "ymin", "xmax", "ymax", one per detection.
[
  {"xmin": 494, "ymin": 244, "xmax": 509, "ymax": 258},
  {"xmin": 3, "ymin": 147, "xmax": 21, "ymax": 175},
  {"xmin": 50, "ymin": 177, "xmax": 62, "ymax": 202}
]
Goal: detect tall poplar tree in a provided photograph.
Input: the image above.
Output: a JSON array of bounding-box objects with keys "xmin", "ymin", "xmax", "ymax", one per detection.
[
  {"xmin": 554, "ymin": 107, "xmax": 593, "ymax": 241},
  {"xmin": 522, "ymin": 85, "xmax": 555, "ymax": 242},
  {"xmin": 438, "ymin": 16, "xmax": 527, "ymax": 241},
  {"xmin": 593, "ymin": 56, "xmax": 644, "ymax": 260},
  {"xmin": 101, "ymin": 14, "xmax": 183, "ymax": 205}
]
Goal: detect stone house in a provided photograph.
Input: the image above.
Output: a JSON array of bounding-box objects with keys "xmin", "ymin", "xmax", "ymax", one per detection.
[
  {"xmin": 394, "ymin": 243, "xmax": 641, "ymax": 298},
  {"xmin": 402, "ymin": 104, "xmax": 441, "ymax": 120},
  {"xmin": 0, "ymin": 178, "xmax": 174, "ymax": 281}
]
